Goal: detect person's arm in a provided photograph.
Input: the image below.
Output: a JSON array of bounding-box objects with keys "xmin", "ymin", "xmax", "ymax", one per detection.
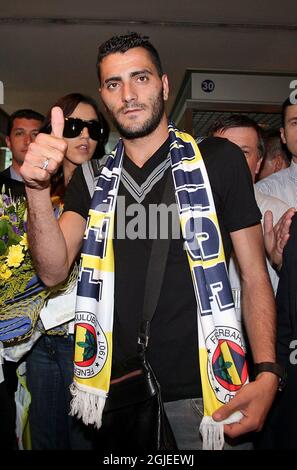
[
  {"xmin": 232, "ymin": 224, "xmax": 276, "ymax": 363},
  {"xmin": 26, "ymin": 187, "xmax": 85, "ymax": 286},
  {"xmin": 212, "ymin": 224, "xmax": 278, "ymax": 437},
  {"xmin": 20, "ymin": 106, "xmax": 86, "ymax": 286}
]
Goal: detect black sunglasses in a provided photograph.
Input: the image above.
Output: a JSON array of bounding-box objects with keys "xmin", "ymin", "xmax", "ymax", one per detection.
[{"xmin": 63, "ymin": 117, "xmax": 103, "ymax": 141}]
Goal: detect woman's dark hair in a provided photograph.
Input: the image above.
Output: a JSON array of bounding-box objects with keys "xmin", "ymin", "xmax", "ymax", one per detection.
[{"xmin": 42, "ymin": 93, "xmax": 110, "ymax": 199}]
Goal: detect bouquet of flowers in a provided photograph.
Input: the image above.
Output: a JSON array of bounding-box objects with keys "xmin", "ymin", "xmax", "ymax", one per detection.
[{"xmin": 0, "ymin": 192, "xmax": 50, "ymax": 344}]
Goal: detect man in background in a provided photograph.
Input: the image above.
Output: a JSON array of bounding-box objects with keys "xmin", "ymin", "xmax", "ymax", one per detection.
[
  {"xmin": 209, "ymin": 115, "xmax": 290, "ymax": 292},
  {"xmin": 0, "ymin": 109, "xmax": 44, "ymax": 185},
  {"xmin": 256, "ymin": 99, "xmax": 297, "ymax": 207},
  {"xmin": 258, "ymin": 128, "xmax": 290, "ymax": 181}
]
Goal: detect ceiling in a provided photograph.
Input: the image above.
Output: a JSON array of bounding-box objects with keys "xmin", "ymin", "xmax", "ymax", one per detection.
[{"xmin": 0, "ymin": 1, "xmax": 296, "ymax": 126}]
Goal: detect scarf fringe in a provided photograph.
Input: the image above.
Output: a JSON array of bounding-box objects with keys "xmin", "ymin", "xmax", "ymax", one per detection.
[
  {"xmin": 199, "ymin": 411, "xmax": 244, "ymax": 450},
  {"xmin": 199, "ymin": 416, "xmax": 225, "ymax": 450},
  {"xmin": 70, "ymin": 383, "xmax": 106, "ymax": 429}
]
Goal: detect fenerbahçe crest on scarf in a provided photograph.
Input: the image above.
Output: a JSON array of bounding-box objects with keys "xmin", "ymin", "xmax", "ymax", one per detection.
[
  {"xmin": 206, "ymin": 327, "xmax": 248, "ymax": 403},
  {"xmin": 74, "ymin": 312, "xmax": 108, "ymax": 379}
]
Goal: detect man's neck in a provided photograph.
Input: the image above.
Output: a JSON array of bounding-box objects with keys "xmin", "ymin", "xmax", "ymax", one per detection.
[
  {"xmin": 292, "ymin": 156, "xmax": 297, "ymax": 165},
  {"xmin": 122, "ymin": 116, "xmax": 169, "ymax": 168},
  {"xmin": 11, "ymin": 159, "xmax": 21, "ymax": 175},
  {"xmin": 10, "ymin": 160, "xmax": 23, "ymax": 181}
]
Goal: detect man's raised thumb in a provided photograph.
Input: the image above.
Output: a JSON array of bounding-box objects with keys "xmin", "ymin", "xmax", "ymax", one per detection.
[{"xmin": 51, "ymin": 106, "xmax": 64, "ymax": 138}]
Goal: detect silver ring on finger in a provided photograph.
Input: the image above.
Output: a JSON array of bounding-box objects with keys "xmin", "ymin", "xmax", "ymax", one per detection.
[{"xmin": 41, "ymin": 158, "xmax": 50, "ymax": 171}]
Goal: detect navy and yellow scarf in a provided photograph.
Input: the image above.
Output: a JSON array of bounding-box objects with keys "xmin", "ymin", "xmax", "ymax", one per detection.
[{"xmin": 70, "ymin": 124, "xmax": 248, "ymax": 449}]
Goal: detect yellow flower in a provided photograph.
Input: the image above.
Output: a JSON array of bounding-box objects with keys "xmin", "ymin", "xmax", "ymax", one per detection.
[
  {"xmin": 20, "ymin": 233, "xmax": 28, "ymax": 250},
  {"xmin": 0, "ymin": 215, "xmax": 9, "ymax": 220},
  {"xmin": 0, "ymin": 264, "xmax": 12, "ymax": 280},
  {"xmin": 6, "ymin": 245, "xmax": 24, "ymax": 268}
]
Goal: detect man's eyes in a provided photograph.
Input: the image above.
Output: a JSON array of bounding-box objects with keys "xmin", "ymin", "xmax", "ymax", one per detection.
[
  {"xmin": 106, "ymin": 75, "xmax": 149, "ymax": 89},
  {"xmin": 14, "ymin": 131, "xmax": 39, "ymax": 137},
  {"xmin": 137, "ymin": 75, "xmax": 148, "ymax": 82},
  {"xmin": 107, "ymin": 82, "xmax": 119, "ymax": 90}
]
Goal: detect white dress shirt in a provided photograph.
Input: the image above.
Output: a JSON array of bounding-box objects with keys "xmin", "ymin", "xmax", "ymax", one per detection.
[
  {"xmin": 256, "ymin": 160, "xmax": 297, "ymax": 208},
  {"xmin": 229, "ymin": 187, "xmax": 289, "ymax": 324}
]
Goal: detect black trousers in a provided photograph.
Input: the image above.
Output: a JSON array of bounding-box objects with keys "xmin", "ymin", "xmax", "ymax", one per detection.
[{"xmin": 0, "ymin": 372, "xmax": 16, "ymax": 449}]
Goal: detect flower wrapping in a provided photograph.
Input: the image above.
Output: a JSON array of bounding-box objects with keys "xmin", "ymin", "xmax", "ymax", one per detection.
[{"xmin": 0, "ymin": 192, "xmax": 49, "ymax": 344}]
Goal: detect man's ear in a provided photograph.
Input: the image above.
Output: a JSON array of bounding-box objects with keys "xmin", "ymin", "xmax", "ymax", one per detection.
[
  {"xmin": 255, "ymin": 157, "xmax": 263, "ymax": 176},
  {"xmin": 162, "ymin": 75, "xmax": 169, "ymax": 101},
  {"xmin": 280, "ymin": 127, "xmax": 286, "ymax": 145},
  {"xmin": 274, "ymin": 154, "xmax": 284, "ymax": 172},
  {"xmin": 5, "ymin": 136, "xmax": 11, "ymax": 150}
]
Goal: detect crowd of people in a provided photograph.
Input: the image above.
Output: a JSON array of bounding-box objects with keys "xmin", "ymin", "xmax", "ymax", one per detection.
[{"xmin": 0, "ymin": 31, "xmax": 297, "ymax": 451}]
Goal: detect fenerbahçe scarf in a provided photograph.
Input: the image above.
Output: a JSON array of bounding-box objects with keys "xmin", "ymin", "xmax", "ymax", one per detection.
[{"xmin": 70, "ymin": 124, "xmax": 248, "ymax": 449}]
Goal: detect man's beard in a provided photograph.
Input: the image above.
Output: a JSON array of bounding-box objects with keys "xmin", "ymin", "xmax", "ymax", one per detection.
[{"xmin": 106, "ymin": 87, "xmax": 165, "ymax": 140}]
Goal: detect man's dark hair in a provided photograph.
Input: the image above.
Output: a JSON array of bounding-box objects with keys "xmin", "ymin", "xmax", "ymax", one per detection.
[
  {"xmin": 281, "ymin": 97, "xmax": 294, "ymax": 127},
  {"xmin": 96, "ymin": 32, "xmax": 163, "ymax": 84},
  {"xmin": 7, "ymin": 109, "xmax": 44, "ymax": 136},
  {"xmin": 208, "ymin": 114, "xmax": 265, "ymax": 159},
  {"xmin": 263, "ymin": 128, "xmax": 290, "ymax": 163}
]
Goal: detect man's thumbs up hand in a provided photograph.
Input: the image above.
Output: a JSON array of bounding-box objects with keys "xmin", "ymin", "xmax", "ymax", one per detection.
[{"xmin": 20, "ymin": 106, "xmax": 67, "ymax": 190}]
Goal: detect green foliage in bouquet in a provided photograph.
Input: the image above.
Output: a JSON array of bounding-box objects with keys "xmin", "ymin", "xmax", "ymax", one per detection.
[
  {"xmin": 0, "ymin": 190, "xmax": 78, "ymax": 344},
  {"xmin": 0, "ymin": 193, "xmax": 35, "ymax": 307}
]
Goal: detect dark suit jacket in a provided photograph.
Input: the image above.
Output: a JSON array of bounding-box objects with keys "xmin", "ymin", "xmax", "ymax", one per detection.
[
  {"xmin": 0, "ymin": 168, "xmax": 26, "ymax": 198},
  {"xmin": 277, "ymin": 214, "xmax": 297, "ymax": 364},
  {"xmin": 257, "ymin": 213, "xmax": 297, "ymax": 449}
]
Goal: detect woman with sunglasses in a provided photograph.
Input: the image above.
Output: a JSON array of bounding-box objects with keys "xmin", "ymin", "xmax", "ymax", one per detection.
[
  {"xmin": 43, "ymin": 93, "xmax": 109, "ymax": 203},
  {"xmin": 25, "ymin": 93, "xmax": 109, "ymax": 450}
]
